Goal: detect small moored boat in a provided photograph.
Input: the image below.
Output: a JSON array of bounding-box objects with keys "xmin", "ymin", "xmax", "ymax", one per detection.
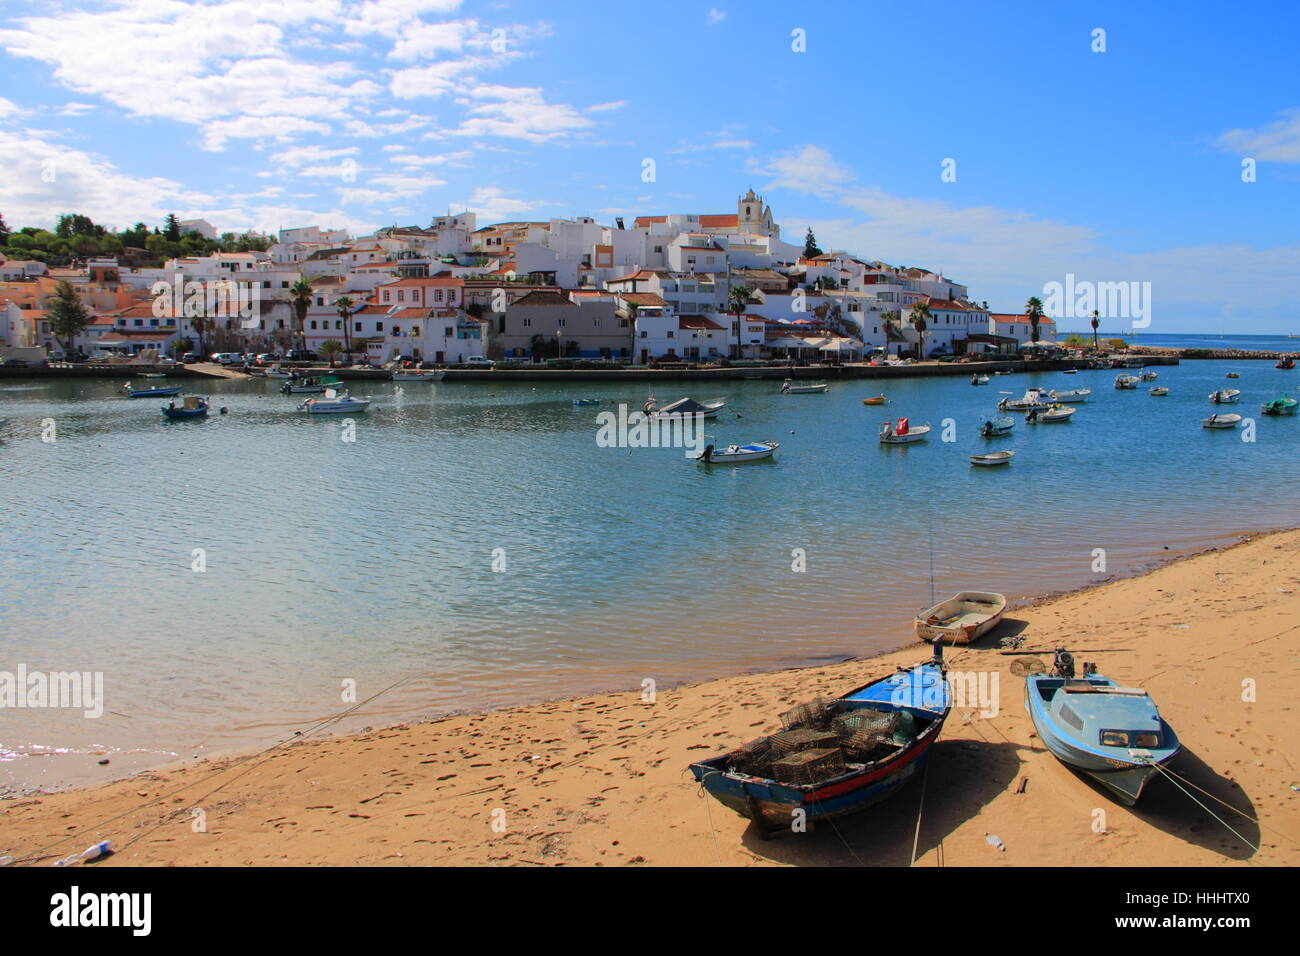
[
  {"xmin": 998, "ymin": 388, "xmax": 1054, "ymax": 411},
  {"xmin": 1114, "ymin": 375, "xmax": 1139, "ymax": 390},
  {"xmin": 1026, "ymin": 404, "xmax": 1075, "ymax": 423},
  {"xmin": 1261, "ymin": 395, "xmax": 1298, "ymax": 416},
  {"xmin": 780, "ymin": 380, "xmax": 829, "ymax": 394},
  {"xmin": 572, "ymin": 398, "xmax": 601, "ymax": 407},
  {"xmin": 688, "ymin": 645, "xmax": 951, "ymax": 834},
  {"xmin": 1149, "ymin": 386, "xmax": 1169, "ymax": 396},
  {"xmin": 1226, "ymin": 371, "xmax": 1241, "ymax": 378},
  {"xmin": 649, "ymin": 396, "xmax": 725, "ymax": 419},
  {"xmin": 862, "ymin": 394, "xmax": 888, "ymax": 406},
  {"xmin": 1202, "ymin": 413, "xmax": 1242, "ymax": 429},
  {"xmin": 1208, "ymin": 388, "xmax": 1241, "ymax": 404},
  {"xmin": 693, "ymin": 440, "xmax": 778, "ymax": 464},
  {"xmin": 979, "ymin": 415, "xmax": 1015, "ymax": 438},
  {"xmin": 161, "ymin": 396, "xmax": 209, "ymax": 419},
  {"xmin": 970, "ymin": 450, "xmax": 1014, "ymax": 467},
  {"xmin": 878, "ymin": 417, "xmax": 930, "ymax": 443},
  {"xmin": 1024, "ymin": 649, "xmax": 1180, "ymax": 805},
  {"xmin": 124, "ymin": 382, "xmax": 183, "ymax": 398},
  {"xmin": 1140, "ymin": 371, "xmax": 1158, "ymax": 381},
  {"xmin": 297, "ymin": 388, "xmax": 370, "ymax": 414},
  {"xmin": 282, "ymin": 375, "xmax": 342, "ymax": 394},
  {"xmin": 391, "ymin": 369, "xmax": 446, "ymax": 382},
  {"xmin": 971, "ymin": 374, "xmax": 990, "ymax": 386},
  {"xmin": 915, "ymin": 591, "xmax": 1007, "ymax": 643},
  {"xmin": 1276, "ymin": 357, "xmax": 1295, "ymax": 370},
  {"xmin": 1048, "ymin": 388, "xmax": 1090, "ymax": 402}
]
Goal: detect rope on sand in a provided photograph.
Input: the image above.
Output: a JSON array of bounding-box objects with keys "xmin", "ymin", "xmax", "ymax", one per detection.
[
  {"xmin": 1148, "ymin": 762, "xmax": 1258, "ymax": 854},
  {"xmin": 910, "ymin": 757, "xmax": 931, "ymax": 866}
]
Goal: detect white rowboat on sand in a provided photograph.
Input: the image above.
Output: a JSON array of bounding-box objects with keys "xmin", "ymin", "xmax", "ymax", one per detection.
[{"xmin": 915, "ymin": 591, "xmax": 1007, "ymax": 645}]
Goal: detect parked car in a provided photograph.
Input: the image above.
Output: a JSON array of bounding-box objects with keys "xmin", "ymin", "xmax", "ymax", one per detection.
[
  {"xmin": 465, "ymin": 356, "xmax": 496, "ymax": 367},
  {"xmin": 285, "ymin": 349, "xmax": 318, "ymax": 362},
  {"xmin": 928, "ymin": 346, "xmax": 949, "ymax": 359},
  {"xmin": 181, "ymin": 352, "xmax": 200, "ymax": 363}
]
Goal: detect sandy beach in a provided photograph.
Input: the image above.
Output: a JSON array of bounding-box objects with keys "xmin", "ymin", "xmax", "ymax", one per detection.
[{"xmin": 4, "ymin": 529, "xmax": 1298, "ymax": 867}]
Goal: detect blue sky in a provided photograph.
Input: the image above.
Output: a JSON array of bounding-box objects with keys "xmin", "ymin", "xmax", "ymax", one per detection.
[{"xmin": 0, "ymin": 0, "xmax": 1297, "ymax": 331}]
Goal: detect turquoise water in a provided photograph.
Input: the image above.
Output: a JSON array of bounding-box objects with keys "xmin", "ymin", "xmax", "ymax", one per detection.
[{"xmin": 2, "ymin": 361, "xmax": 1298, "ymax": 789}]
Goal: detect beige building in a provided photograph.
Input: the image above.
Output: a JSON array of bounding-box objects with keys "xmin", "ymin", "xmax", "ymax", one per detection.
[{"xmin": 487, "ymin": 290, "xmax": 631, "ymax": 361}]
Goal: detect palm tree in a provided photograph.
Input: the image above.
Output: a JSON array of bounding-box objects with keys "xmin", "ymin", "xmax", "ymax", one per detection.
[
  {"xmin": 908, "ymin": 301, "xmax": 931, "ymax": 360},
  {"xmin": 879, "ymin": 309, "xmax": 900, "ymax": 356},
  {"xmin": 1090, "ymin": 308, "xmax": 1100, "ymax": 352},
  {"xmin": 289, "ymin": 277, "xmax": 313, "ymax": 353},
  {"xmin": 1025, "ymin": 296, "xmax": 1045, "ymax": 350},
  {"xmin": 727, "ymin": 284, "xmax": 751, "ymax": 359},
  {"xmin": 319, "ymin": 339, "xmax": 342, "ymax": 368},
  {"xmin": 191, "ymin": 315, "xmax": 211, "ymax": 357},
  {"xmin": 335, "ymin": 295, "xmax": 354, "ymax": 361}
]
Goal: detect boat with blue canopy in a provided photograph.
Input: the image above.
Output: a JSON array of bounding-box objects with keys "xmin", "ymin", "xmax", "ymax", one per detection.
[
  {"xmin": 1023, "ymin": 648, "xmax": 1180, "ymax": 805},
  {"xmin": 689, "ymin": 644, "xmax": 951, "ymax": 834},
  {"xmin": 161, "ymin": 396, "xmax": 209, "ymax": 419}
]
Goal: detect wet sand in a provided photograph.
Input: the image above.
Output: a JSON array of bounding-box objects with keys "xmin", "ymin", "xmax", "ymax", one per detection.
[{"xmin": 3, "ymin": 529, "xmax": 1298, "ymax": 866}]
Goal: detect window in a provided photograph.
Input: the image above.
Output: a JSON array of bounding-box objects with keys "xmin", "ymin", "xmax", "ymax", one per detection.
[
  {"xmin": 309, "ymin": 321, "xmax": 317, "ymax": 330},
  {"xmin": 640, "ymin": 330, "xmax": 647, "ymax": 338},
  {"xmin": 355, "ymin": 322, "xmax": 362, "ymax": 332},
  {"xmin": 376, "ymin": 322, "xmax": 384, "ymax": 332},
  {"xmin": 667, "ymin": 331, "xmax": 674, "ymax": 339},
  {"xmin": 411, "ymin": 326, "xmax": 419, "ymax": 337},
  {"xmin": 558, "ymin": 319, "xmax": 566, "ymax": 327},
  {"xmin": 316, "ymin": 297, "xmax": 323, "ymax": 306},
  {"xmin": 1059, "ymin": 705, "xmax": 1084, "ymax": 731},
  {"xmin": 522, "ymin": 318, "xmax": 531, "ymax": 327}
]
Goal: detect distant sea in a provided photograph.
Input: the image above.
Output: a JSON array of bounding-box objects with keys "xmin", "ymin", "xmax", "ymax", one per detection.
[{"xmin": 1059, "ymin": 332, "xmax": 1299, "ymax": 353}]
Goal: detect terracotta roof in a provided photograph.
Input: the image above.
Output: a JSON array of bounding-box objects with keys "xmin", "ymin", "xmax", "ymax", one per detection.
[
  {"xmin": 382, "ymin": 276, "xmax": 463, "ymax": 288},
  {"xmin": 699, "ymin": 214, "xmax": 738, "ymax": 228},
  {"xmin": 510, "ymin": 290, "xmax": 574, "ymax": 307},
  {"xmin": 616, "ymin": 292, "xmax": 667, "ymax": 306},
  {"xmin": 678, "ymin": 314, "xmax": 724, "ymax": 330}
]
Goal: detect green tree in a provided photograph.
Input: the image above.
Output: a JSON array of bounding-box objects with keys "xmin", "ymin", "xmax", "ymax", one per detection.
[
  {"xmin": 47, "ymin": 280, "xmax": 91, "ymax": 357},
  {"xmin": 289, "ymin": 277, "xmax": 314, "ymax": 352},
  {"xmin": 803, "ymin": 227, "xmax": 822, "ymax": 259},
  {"xmin": 879, "ymin": 309, "xmax": 900, "ymax": 355},
  {"xmin": 334, "ymin": 295, "xmax": 354, "ymax": 359},
  {"xmin": 319, "ymin": 339, "xmax": 343, "ymax": 368},
  {"xmin": 908, "ymin": 301, "xmax": 931, "ymax": 359},
  {"xmin": 1025, "ymin": 296, "xmax": 1045, "ymax": 348},
  {"xmin": 0, "ymin": 212, "xmax": 9, "ymax": 244},
  {"xmin": 164, "ymin": 214, "xmax": 181, "ymax": 242}
]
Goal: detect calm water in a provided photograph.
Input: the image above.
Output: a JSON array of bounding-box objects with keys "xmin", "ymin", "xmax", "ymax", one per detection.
[{"xmin": 2, "ymin": 361, "xmax": 1298, "ymax": 789}]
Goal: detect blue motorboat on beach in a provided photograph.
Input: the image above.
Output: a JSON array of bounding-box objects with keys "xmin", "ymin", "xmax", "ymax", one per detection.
[
  {"xmin": 1024, "ymin": 649, "xmax": 1180, "ymax": 805},
  {"xmin": 689, "ymin": 644, "xmax": 951, "ymax": 834}
]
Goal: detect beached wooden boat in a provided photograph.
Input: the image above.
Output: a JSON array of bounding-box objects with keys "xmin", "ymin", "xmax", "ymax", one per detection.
[
  {"xmin": 694, "ymin": 440, "xmax": 778, "ymax": 463},
  {"xmin": 297, "ymin": 388, "xmax": 370, "ymax": 414},
  {"xmin": 780, "ymin": 380, "xmax": 829, "ymax": 394},
  {"xmin": 1024, "ymin": 649, "xmax": 1180, "ymax": 805},
  {"xmin": 1149, "ymin": 386, "xmax": 1169, "ymax": 396},
  {"xmin": 1208, "ymin": 388, "xmax": 1241, "ymax": 404},
  {"xmin": 1261, "ymin": 396, "xmax": 1298, "ymax": 416},
  {"xmin": 878, "ymin": 418, "xmax": 930, "ymax": 443},
  {"xmin": 391, "ymin": 369, "xmax": 446, "ymax": 382},
  {"xmin": 980, "ymin": 415, "xmax": 1015, "ymax": 437},
  {"xmin": 161, "ymin": 396, "xmax": 209, "ymax": 419},
  {"xmin": 915, "ymin": 591, "xmax": 1006, "ymax": 643},
  {"xmin": 1114, "ymin": 375, "xmax": 1139, "ymax": 389},
  {"xmin": 688, "ymin": 645, "xmax": 951, "ymax": 833},
  {"xmin": 1202, "ymin": 412, "xmax": 1242, "ymax": 429},
  {"xmin": 862, "ymin": 394, "xmax": 888, "ymax": 405},
  {"xmin": 969, "ymin": 450, "xmax": 1014, "ymax": 467},
  {"xmin": 650, "ymin": 396, "xmax": 725, "ymax": 419},
  {"xmin": 124, "ymin": 382, "xmax": 183, "ymax": 398}
]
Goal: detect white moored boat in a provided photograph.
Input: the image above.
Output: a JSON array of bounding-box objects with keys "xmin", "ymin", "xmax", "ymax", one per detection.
[
  {"xmin": 971, "ymin": 374, "xmax": 990, "ymax": 385},
  {"xmin": 264, "ymin": 365, "xmax": 292, "ymax": 379},
  {"xmin": 970, "ymin": 450, "xmax": 1014, "ymax": 467},
  {"xmin": 998, "ymin": 388, "xmax": 1054, "ymax": 411},
  {"xmin": 878, "ymin": 418, "xmax": 931, "ymax": 443},
  {"xmin": 1149, "ymin": 386, "xmax": 1169, "ymax": 396},
  {"xmin": 391, "ymin": 369, "xmax": 446, "ymax": 382},
  {"xmin": 693, "ymin": 440, "xmax": 778, "ymax": 463},
  {"xmin": 1141, "ymin": 371, "xmax": 1158, "ymax": 381},
  {"xmin": 1208, "ymin": 388, "xmax": 1241, "ymax": 405},
  {"xmin": 1027, "ymin": 404, "xmax": 1076, "ymax": 423},
  {"xmin": 297, "ymin": 388, "xmax": 370, "ymax": 414},
  {"xmin": 915, "ymin": 591, "xmax": 1007, "ymax": 645},
  {"xmin": 780, "ymin": 380, "xmax": 829, "ymax": 394},
  {"xmin": 648, "ymin": 396, "xmax": 726, "ymax": 419},
  {"xmin": 1048, "ymin": 388, "xmax": 1090, "ymax": 402},
  {"xmin": 1114, "ymin": 375, "xmax": 1139, "ymax": 389},
  {"xmin": 979, "ymin": 415, "xmax": 1015, "ymax": 437},
  {"xmin": 1202, "ymin": 413, "xmax": 1242, "ymax": 429}
]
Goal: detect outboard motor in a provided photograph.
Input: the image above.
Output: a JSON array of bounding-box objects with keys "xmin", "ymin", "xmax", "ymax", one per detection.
[{"xmin": 1051, "ymin": 648, "xmax": 1075, "ymax": 678}]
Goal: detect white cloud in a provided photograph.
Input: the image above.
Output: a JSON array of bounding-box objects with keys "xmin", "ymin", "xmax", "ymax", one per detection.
[
  {"xmin": 456, "ymin": 186, "xmax": 548, "ymax": 221},
  {"xmin": 707, "ymin": 9, "xmax": 727, "ymax": 25},
  {"xmin": 1219, "ymin": 107, "xmax": 1300, "ymax": 162},
  {"xmin": 586, "ymin": 101, "xmax": 627, "ymax": 113},
  {"xmin": 451, "ymin": 85, "xmax": 594, "ymax": 142}
]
